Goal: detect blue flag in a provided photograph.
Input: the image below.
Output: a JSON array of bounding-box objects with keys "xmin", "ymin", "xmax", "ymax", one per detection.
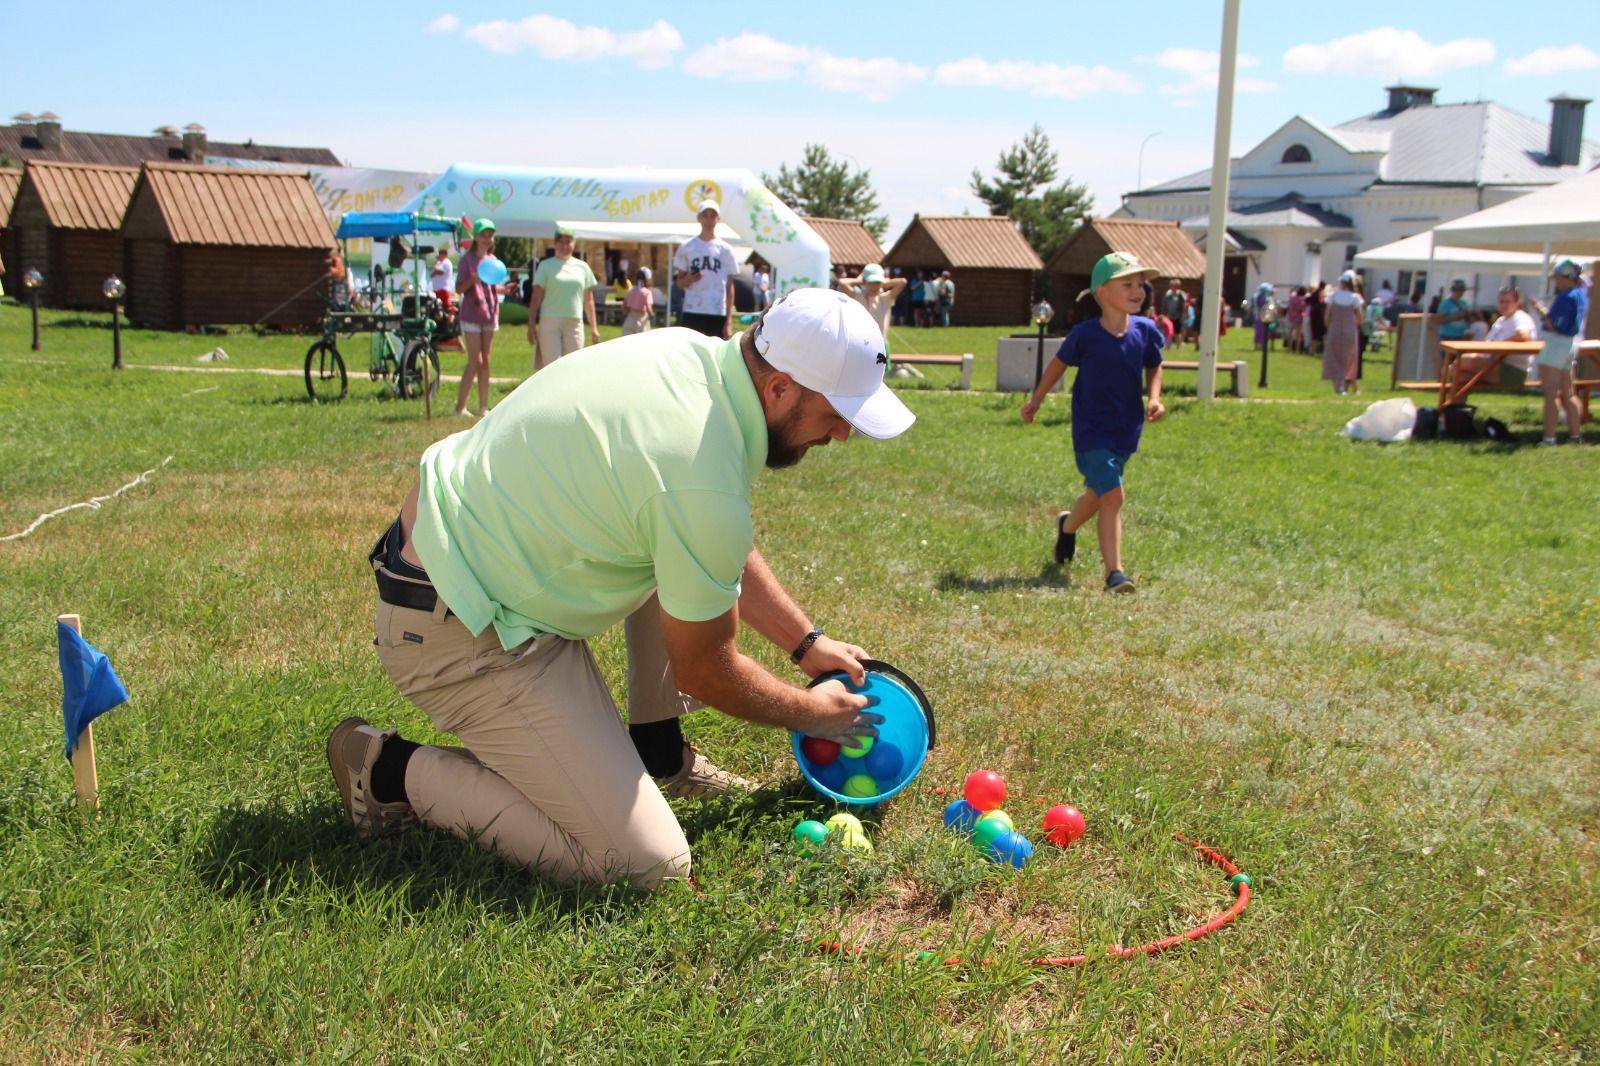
[{"xmin": 58, "ymin": 621, "xmax": 129, "ymax": 761}]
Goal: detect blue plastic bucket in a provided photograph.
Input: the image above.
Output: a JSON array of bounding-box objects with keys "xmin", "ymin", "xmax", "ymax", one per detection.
[{"xmin": 791, "ymin": 659, "xmax": 935, "ymax": 806}]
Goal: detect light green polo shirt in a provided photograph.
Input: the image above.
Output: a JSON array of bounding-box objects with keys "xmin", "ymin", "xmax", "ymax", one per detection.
[
  {"xmin": 532, "ymin": 255, "xmax": 598, "ymax": 320},
  {"xmin": 412, "ymin": 329, "xmax": 768, "ymax": 648}
]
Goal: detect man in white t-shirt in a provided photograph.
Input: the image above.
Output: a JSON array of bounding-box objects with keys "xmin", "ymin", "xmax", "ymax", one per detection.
[
  {"xmin": 430, "ymin": 246, "xmax": 456, "ymax": 311},
  {"xmin": 673, "ymin": 200, "xmax": 738, "ymax": 338}
]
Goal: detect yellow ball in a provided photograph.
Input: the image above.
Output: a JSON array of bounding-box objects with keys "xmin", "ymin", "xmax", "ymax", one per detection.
[
  {"xmin": 838, "ymin": 829, "xmax": 874, "ymax": 853},
  {"xmin": 825, "ymin": 813, "xmax": 863, "ymax": 835},
  {"xmin": 840, "ymin": 735, "xmax": 876, "ymax": 759},
  {"xmin": 842, "ymin": 774, "xmax": 879, "ymax": 798}
]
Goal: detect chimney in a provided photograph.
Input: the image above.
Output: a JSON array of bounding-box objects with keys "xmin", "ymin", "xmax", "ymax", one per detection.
[
  {"xmin": 1384, "ymin": 85, "xmax": 1437, "ymax": 114},
  {"xmin": 1549, "ymin": 94, "xmax": 1590, "ymax": 167},
  {"xmin": 36, "ymin": 111, "xmax": 63, "ymax": 151},
  {"xmin": 182, "ymin": 122, "xmax": 207, "ymax": 163}
]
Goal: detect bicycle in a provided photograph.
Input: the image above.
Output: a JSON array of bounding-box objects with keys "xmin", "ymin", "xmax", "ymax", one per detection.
[{"xmin": 305, "ymin": 292, "xmax": 454, "ymax": 404}]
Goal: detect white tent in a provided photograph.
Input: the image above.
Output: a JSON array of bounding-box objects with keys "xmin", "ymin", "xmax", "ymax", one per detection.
[
  {"xmin": 1354, "ymin": 232, "xmax": 1547, "ymax": 276},
  {"xmin": 1433, "ymin": 166, "xmax": 1600, "ymax": 256}
]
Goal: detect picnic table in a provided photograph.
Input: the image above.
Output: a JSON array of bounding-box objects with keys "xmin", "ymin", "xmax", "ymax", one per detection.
[{"xmin": 1436, "ymin": 340, "xmax": 1543, "ymax": 407}]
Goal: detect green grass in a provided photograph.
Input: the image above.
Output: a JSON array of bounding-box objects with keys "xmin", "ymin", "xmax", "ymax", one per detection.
[{"xmin": 2, "ymin": 302, "xmax": 1597, "ymax": 1063}]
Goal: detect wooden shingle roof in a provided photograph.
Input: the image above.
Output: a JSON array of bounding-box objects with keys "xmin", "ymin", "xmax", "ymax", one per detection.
[
  {"xmin": 19, "ymin": 161, "xmax": 140, "ymax": 231},
  {"xmin": 133, "ymin": 163, "xmax": 333, "ymax": 248},
  {"xmin": 1047, "ymin": 218, "xmax": 1207, "ymax": 279},
  {"xmin": 885, "ymin": 215, "xmax": 1043, "ymax": 271},
  {"xmin": 0, "ymin": 168, "xmax": 20, "ymax": 225},
  {"xmin": 800, "ymin": 217, "xmax": 884, "ymax": 267},
  {"xmin": 0, "ymin": 125, "xmax": 340, "ymax": 169}
]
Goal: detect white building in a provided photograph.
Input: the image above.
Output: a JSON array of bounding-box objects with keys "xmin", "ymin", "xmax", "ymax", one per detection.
[{"xmin": 1120, "ymin": 86, "xmax": 1596, "ymax": 308}]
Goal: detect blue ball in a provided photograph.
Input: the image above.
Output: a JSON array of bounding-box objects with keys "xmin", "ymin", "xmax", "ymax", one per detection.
[
  {"xmin": 836, "ymin": 754, "xmax": 868, "ymax": 775},
  {"xmin": 987, "ymin": 830, "xmax": 1034, "ymax": 869},
  {"xmin": 863, "ymin": 741, "xmax": 904, "ymax": 783},
  {"xmin": 943, "ymin": 799, "xmax": 980, "ymax": 834},
  {"xmin": 811, "ymin": 759, "xmax": 848, "ymax": 793}
]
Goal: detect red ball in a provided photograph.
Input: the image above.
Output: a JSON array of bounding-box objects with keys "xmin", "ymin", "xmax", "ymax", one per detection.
[
  {"xmin": 799, "ymin": 735, "xmax": 841, "ymax": 766},
  {"xmin": 963, "ymin": 770, "xmax": 1006, "ymax": 812},
  {"xmin": 1043, "ymin": 804, "xmax": 1086, "ymax": 847}
]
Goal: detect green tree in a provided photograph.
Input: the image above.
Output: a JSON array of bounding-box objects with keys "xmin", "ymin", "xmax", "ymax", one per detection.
[
  {"xmin": 970, "ymin": 124, "xmax": 1094, "ymax": 263},
  {"xmin": 763, "ymin": 144, "xmax": 888, "ymax": 242}
]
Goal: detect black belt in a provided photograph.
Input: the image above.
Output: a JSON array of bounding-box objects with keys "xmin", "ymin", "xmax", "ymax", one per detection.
[{"xmin": 371, "ymin": 520, "xmax": 441, "ymax": 613}]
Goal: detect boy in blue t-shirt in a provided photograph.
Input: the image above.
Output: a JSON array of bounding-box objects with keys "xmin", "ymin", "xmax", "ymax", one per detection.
[
  {"xmin": 1021, "ymin": 252, "xmax": 1165, "ymax": 593},
  {"xmin": 1530, "ymin": 259, "xmax": 1590, "ymax": 444}
]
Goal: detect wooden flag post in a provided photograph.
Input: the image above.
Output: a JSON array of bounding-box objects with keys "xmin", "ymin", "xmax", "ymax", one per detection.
[{"xmin": 58, "ymin": 613, "xmax": 100, "ymax": 816}]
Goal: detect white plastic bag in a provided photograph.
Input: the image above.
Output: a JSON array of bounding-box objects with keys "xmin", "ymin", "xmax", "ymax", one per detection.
[{"xmin": 1342, "ymin": 397, "xmax": 1416, "ymax": 442}]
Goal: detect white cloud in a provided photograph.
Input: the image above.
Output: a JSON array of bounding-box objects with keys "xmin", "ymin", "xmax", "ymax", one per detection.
[
  {"xmin": 683, "ymin": 33, "xmax": 925, "ymax": 101},
  {"xmin": 1283, "ymin": 29, "xmax": 1493, "ymax": 78},
  {"xmin": 1504, "ymin": 45, "xmax": 1600, "ymax": 77},
  {"xmin": 1152, "ymin": 48, "xmax": 1276, "ymax": 96},
  {"xmin": 425, "ymin": 13, "xmax": 459, "ymax": 34},
  {"xmin": 934, "ymin": 58, "xmax": 1142, "ymax": 99},
  {"xmin": 460, "ymin": 15, "xmax": 683, "ymax": 69}
]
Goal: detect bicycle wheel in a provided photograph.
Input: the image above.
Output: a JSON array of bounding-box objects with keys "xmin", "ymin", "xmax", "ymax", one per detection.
[
  {"xmin": 399, "ymin": 338, "xmax": 441, "ymax": 401},
  {"xmin": 304, "ymin": 340, "xmax": 347, "ymax": 402}
]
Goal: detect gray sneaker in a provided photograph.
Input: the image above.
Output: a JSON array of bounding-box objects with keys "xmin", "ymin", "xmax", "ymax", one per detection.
[
  {"xmin": 658, "ymin": 743, "xmax": 755, "ymax": 799},
  {"xmin": 1105, "ymin": 570, "xmax": 1137, "ymax": 594},
  {"xmin": 326, "ymin": 716, "xmax": 415, "ymax": 839}
]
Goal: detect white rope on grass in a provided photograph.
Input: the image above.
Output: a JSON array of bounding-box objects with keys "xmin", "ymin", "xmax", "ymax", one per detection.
[{"xmin": 1, "ymin": 456, "xmax": 175, "ymax": 543}]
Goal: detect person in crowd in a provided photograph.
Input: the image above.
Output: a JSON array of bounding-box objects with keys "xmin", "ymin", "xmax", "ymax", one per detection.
[
  {"xmin": 1376, "ymin": 279, "xmax": 1395, "ymax": 305},
  {"xmin": 751, "ymin": 266, "xmax": 770, "ymax": 312},
  {"xmin": 1020, "ymin": 252, "xmax": 1164, "ymax": 595},
  {"xmin": 837, "ymin": 263, "xmax": 906, "ymax": 343},
  {"xmin": 1252, "ymin": 283, "xmax": 1277, "ymax": 351},
  {"xmin": 936, "ymin": 270, "xmax": 956, "ymax": 327},
  {"xmin": 1150, "ymin": 309, "xmax": 1175, "ymax": 344},
  {"xmin": 1437, "ymin": 280, "xmax": 1472, "ymax": 345},
  {"xmin": 621, "ymin": 266, "xmax": 654, "ymax": 335},
  {"xmin": 1286, "ymin": 285, "xmax": 1308, "ymax": 353},
  {"xmin": 1307, "ymin": 281, "xmax": 1327, "ymax": 355},
  {"xmin": 326, "ymin": 288, "xmax": 913, "ymax": 891},
  {"xmin": 673, "ymin": 201, "xmax": 738, "ymax": 338},
  {"xmin": 890, "ymin": 268, "xmax": 911, "ymax": 326},
  {"xmin": 430, "ymin": 245, "xmax": 455, "ymax": 313},
  {"xmin": 909, "ymin": 273, "xmax": 927, "ymax": 327},
  {"xmin": 1530, "ymin": 260, "xmax": 1589, "ymax": 444},
  {"xmin": 1465, "ymin": 310, "xmax": 1491, "ymax": 343},
  {"xmin": 528, "ymin": 227, "xmax": 601, "ymax": 373},
  {"xmin": 1160, "ymin": 280, "xmax": 1186, "ymax": 336},
  {"xmin": 1323, "ymin": 271, "xmax": 1364, "ymax": 395},
  {"xmin": 610, "ymin": 271, "xmax": 632, "ymax": 306},
  {"xmin": 453, "ymin": 219, "xmax": 504, "ymax": 419}
]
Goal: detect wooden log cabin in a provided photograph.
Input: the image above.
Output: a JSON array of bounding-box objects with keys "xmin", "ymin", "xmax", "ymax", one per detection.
[
  {"xmin": 8, "ymin": 161, "xmax": 139, "ymax": 309},
  {"xmin": 1046, "ymin": 218, "xmax": 1209, "ymax": 330},
  {"xmin": 883, "ymin": 215, "xmax": 1043, "ymax": 326}
]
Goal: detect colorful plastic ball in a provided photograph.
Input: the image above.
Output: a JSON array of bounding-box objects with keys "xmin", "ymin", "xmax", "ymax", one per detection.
[
  {"xmin": 799, "ymin": 736, "xmax": 841, "ymax": 766},
  {"xmin": 791, "ymin": 820, "xmax": 829, "ymax": 856},
  {"xmin": 842, "ymin": 774, "xmax": 880, "ymax": 799},
  {"xmin": 836, "ymin": 754, "xmax": 868, "ymax": 775},
  {"xmin": 862, "ymin": 741, "xmax": 904, "ymax": 782},
  {"xmin": 942, "ymin": 799, "xmax": 980, "ymax": 833},
  {"xmin": 963, "ymin": 770, "xmax": 1006, "ymax": 812},
  {"xmin": 837, "ymin": 829, "xmax": 873, "ymax": 853},
  {"xmin": 987, "ymin": 830, "xmax": 1034, "ymax": 869},
  {"xmin": 840, "ymin": 734, "xmax": 875, "ymax": 759},
  {"xmin": 825, "ymin": 813, "xmax": 864, "ymax": 835},
  {"xmin": 811, "ymin": 759, "xmax": 848, "ymax": 793},
  {"xmin": 973, "ymin": 810, "xmax": 1014, "ymax": 849},
  {"xmin": 1043, "ymin": 805, "xmax": 1087, "ymax": 847}
]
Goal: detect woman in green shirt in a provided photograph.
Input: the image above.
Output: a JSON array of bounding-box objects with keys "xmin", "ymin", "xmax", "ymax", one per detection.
[{"xmin": 527, "ymin": 227, "xmax": 600, "ymax": 373}]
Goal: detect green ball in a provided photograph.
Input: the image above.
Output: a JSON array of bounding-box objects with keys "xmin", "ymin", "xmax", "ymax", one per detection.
[
  {"xmin": 825, "ymin": 812, "xmax": 863, "ymax": 835},
  {"xmin": 791, "ymin": 820, "xmax": 829, "ymax": 856},
  {"xmin": 842, "ymin": 774, "xmax": 880, "ymax": 799},
  {"xmin": 840, "ymin": 735, "xmax": 875, "ymax": 758},
  {"xmin": 973, "ymin": 810, "xmax": 1014, "ymax": 848}
]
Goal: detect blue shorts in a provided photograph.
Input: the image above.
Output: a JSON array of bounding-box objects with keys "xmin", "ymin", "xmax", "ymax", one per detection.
[{"xmin": 1075, "ymin": 449, "xmax": 1129, "ymax": 496}]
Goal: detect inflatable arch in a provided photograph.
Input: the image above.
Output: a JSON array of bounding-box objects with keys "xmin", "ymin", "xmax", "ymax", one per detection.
[{"xmin": 404, "ymin": 164, "xmax": 831, "ymax": 296}]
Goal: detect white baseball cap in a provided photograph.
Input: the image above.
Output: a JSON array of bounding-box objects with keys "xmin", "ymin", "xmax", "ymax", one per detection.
[
  {"xmin": 697, "ymin": 199, "xmax": 721, "ymax": 216},
  {"xmin": 862, "ymin": 263, "xmax": 885, "ymax": 283},
  {"xmin": 753, "ymin": 288, "xmax": 914, "ymax": 440}
]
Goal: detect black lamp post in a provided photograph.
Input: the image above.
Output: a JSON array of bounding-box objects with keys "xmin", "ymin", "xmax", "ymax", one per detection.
[
  {"xmin": 1031, "ymin": 300, "xmax": 1054, "ymax": 388},
  {"xmin": 22, "ymin": 268, "xmax": 43, "ymax": 351},
  {"xmin": 103, "ymin": 274, "xmax": 126, "ymax": 370}
]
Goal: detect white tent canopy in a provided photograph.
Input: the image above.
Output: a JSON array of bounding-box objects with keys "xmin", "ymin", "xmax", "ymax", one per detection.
[
  {"xmin": 404, "ymin": 164, "xmax": 827, "ymax": 292},
  {"xmin": 1433, "ymin": 166, "xmax": 1600, "ymax": 256},
  {"xmin": 1353, "ymin": 232, "xmax": 1548, "ymax": 276}
]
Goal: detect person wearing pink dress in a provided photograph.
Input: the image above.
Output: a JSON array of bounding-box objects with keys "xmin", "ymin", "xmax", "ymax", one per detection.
[{"xmin": 1322, "ymin": 272, "xmax": 1364, "ymax": 394}]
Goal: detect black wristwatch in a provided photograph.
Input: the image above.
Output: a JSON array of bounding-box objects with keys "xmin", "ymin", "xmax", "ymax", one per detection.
[{"xmin": 790, "ymin": 627, "xmax": 824, "ymax": 664}]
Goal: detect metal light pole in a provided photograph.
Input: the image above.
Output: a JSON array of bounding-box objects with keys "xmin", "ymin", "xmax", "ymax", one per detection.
[
  {"xmin": 23, "ymin": 268, "xmax": 43, "ymax": 351},
  {"xmin": 103, "ymin": 275, "xmax": 126, "ymax": 370},
  {"xmin": 1031, "ymin": 300, "xmax": 1054, "ymax": 388},
  {"xmin": 1136, "ymin": 131, "xmax": 1161, "ymax": 193},
  {"xmin": 1196, "ymin": 0, "xmax": 1241, "ymax": 401}
]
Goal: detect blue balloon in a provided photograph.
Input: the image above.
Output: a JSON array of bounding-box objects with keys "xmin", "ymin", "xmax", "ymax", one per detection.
[
  {"xmin": 811, "ymin": 759, "xmax": 848, "ymax": 793},
  {"xmin": 943, "ymin": 799, "xmax": 979, "ymax": 834},
  {"xmin": 863, "ymin": 741, "xmax": 904, "ymax": 783},
  {"xmin": 476, "ymin": 255, "xmax": 508, "ymax": 286}
]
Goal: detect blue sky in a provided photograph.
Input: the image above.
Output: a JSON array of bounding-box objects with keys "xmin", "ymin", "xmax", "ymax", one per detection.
[{"xmin": 9, "ymin": 2, "xmax": 1597, "ymax": 241}]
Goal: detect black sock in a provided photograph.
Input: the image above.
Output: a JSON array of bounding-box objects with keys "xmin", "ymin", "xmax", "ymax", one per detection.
[
  {"xmin": 370, "ymin": 736, "xmax": 420, "ymax": 804},
  {"xmin": 630, "ymin": 718, "xmax": 686, "ymax": 778}
]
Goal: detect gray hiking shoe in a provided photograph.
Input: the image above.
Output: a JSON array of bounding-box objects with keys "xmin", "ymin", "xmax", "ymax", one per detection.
[
  {"xmin": 326, "ymin": 716, "xmax": 415, "ymax": 839},
  {"xmin": 658, "ymin": 743, "xmax": 755, "ymax": 799}
]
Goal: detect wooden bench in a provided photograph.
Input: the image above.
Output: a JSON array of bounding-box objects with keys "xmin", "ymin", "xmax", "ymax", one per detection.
[
  {"xmin": 888, "ymin": 353, "xmax": 974, "ymax": 389},
  {"xmin": 1160, "ymin": 359, "xmax": 1249, "ymax": 397}
]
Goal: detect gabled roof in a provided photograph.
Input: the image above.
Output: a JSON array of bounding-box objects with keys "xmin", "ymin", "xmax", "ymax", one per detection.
[
  {"xmin": 18, "ymin": 160, "xmax": 139, "ymax": 230},
  {"xmin": 1180, "ymin": 193, "xmax": 1353, "ymax": 231},
  {"xmin": 131, "ymin": 163, "xmax": 333, "ymax": 248},
  {"xmin": 0, "ymin": 168, "xmax": 20, "ymax": 225},
  {"xmin": 885, "ymin": 215, "xmax": 1042, "ymax": 270},
  {"xmin": 0, "ymin": 124, "xmax": 340, "ymax": 168},
  {"xmin": 800, "ymin": 217, "xmax": 884, "ymax": 267},
  {"xmin": 1046, "ymin": 218, "xmax": 1207, "ymax": 278}
]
